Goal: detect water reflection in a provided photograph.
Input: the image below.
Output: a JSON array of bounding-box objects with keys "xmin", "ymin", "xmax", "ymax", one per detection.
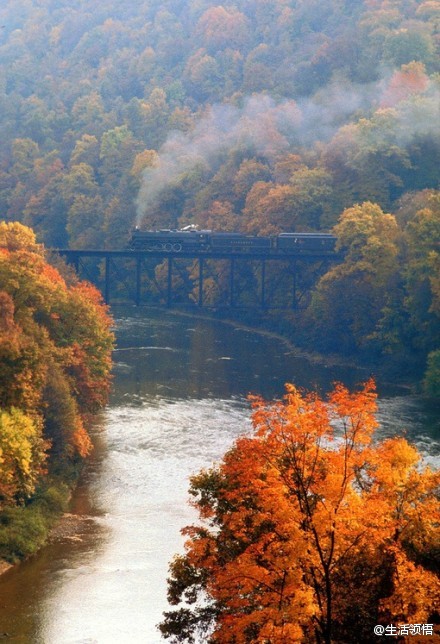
[
  {"xmin": 0, "ymin": 308, "xmax": 438, "ymax": 643},
  {"xmin": 112, "ymin": 309, "xmax": 375, "ymax": 403}
]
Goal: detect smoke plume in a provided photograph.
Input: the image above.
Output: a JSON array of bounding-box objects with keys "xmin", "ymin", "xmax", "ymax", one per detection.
[{"xmin": 136, "ymin": 79, "xmax": 439, "ymax": 225}]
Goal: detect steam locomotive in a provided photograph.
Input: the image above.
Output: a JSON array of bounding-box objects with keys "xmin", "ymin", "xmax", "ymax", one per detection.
[{"xmin": 128, "ymin": 227, "xmax": 337, "ymax": 253}]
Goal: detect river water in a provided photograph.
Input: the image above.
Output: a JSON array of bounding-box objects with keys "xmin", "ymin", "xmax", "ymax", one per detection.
[{"xmin": 0, "ymin": 308, "xmax": 438, "ymax": 643}]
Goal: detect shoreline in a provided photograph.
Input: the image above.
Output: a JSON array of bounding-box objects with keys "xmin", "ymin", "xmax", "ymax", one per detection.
[
  {"xmin": 47, "ymin": 512, "xmax": 95, "ymax": 543},
  {"xmin": 0, "ymin": 512, "xmax": 95, "ymax": 578}
]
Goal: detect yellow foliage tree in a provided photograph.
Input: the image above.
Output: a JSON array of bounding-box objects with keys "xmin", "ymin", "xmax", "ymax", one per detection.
[
  {"xmin": 0, "ymin": 408, "xmax": 48, "ymax": 507},
  {"xmin": 0, "ymin": 221, "xmax": 42, "ymax": 253}
]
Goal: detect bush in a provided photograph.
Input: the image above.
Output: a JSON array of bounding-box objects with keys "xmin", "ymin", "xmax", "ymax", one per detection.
[
  {"xmin": 0, "ymin": 505, "xmax": 47, "ymax": 562},
  {"xmin": 0, "ymin": 482, "xmax": 70, "ymax": 562}
]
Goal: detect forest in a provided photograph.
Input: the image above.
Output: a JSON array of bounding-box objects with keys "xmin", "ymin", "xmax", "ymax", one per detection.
[
  {"xmin": 0, "ymin": 222, "xmax": 113, "ymax": 560},
  {"xmin": 0, "ymin": 0, "xmax": 439, "ymax": 391}
]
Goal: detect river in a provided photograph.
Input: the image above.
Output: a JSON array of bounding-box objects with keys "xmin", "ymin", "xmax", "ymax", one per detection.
[{"xmin": 0, "ymin": 308, "xmax": 438, "ymax": 643}]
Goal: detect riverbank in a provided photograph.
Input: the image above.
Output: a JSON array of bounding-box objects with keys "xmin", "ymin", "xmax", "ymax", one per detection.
[
  {"xmin": 0, "ymin": 477, "xmax": 77, "ymax": 576},
  {"xmin": 0, "ymin": 307, "xmax": 368, "ymax": 581},
  {"xmin": 212, "ymin": 309, "xmax": 422, "ymax": 393},
  {"xmin": 0, "ymin": 560, "xmax": 13, "ymax": 575},
  {"xmin": 48, "ymin": 512, "xmax": 96, "ymax": 543}
]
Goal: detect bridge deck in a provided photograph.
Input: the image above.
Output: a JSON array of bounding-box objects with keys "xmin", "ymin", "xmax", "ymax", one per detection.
[{"xmin": 55, "ymin": 248, "xmax": 339, "ymax": 259}]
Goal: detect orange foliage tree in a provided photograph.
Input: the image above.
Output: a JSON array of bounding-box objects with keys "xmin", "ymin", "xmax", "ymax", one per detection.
[{"xmin": 160, "ymin": 381, "xmax": 439, "ymax": 643}]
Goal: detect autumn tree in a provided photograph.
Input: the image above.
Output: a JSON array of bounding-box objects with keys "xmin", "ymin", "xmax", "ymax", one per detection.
[
  {"xmin": 195, "ymin": 7, "xmax": 251, "ymax": 54},
  {"xmin": 183, "ymin": 49, "xmax": 224, "ymax": 102},
  {"xmin": 364, "ymin": 189, "xmax": 440, "ymax": 381},
  {"xmin": 232, "ymin": 158, "xmax": 272, "ymax": 210},
  {"xmin": 22, "ymin": 161, "xmax": 69, "ymax": 248},
  {"xmin": 0, "ymin": 221, "xmax": 42, "ymax": 253},
  {"xmin": 0, "ymin": 222, "xmax": 114, "ymax": 478},
  {"xmin": 0, "ymin": 0, "xmax": 439, "ymax": 393},
  {"xmin": 0, "ymin": 408, "xmax": 48, "ymax": 508},
  {"xmin": 242, "ymin": 181, "xmax": 297, "ymax": 235},
  {"xmin": 160, "ymin": 381, "xmax": 440, "ymax": 643},
  {"xmin": 70, "ymin": 134, "xmax": 100, "ymax": 169},
  {"xmin": 380, "ymin": 61, "xmax": 429, "ymax": 108}
]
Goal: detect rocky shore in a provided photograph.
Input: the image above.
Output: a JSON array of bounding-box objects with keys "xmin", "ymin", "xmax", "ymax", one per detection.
[{"xmin": 47, "ymin": 512, "xmax": 95, "ymax": 543}]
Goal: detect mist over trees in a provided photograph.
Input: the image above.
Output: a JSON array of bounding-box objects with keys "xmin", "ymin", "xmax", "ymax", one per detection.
[{"xmin": 0, "ymin": 0, "xmax": 439, "ymax": 387}]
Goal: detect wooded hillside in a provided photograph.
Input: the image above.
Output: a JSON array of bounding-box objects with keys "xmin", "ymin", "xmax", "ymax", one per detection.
[
  {"xmin": 0, "ymin": 0, "xmax": 439, "ymax": 388},
  {"xmin": 0, "ymin": 0, "xmax": 438, "ymax": 245}
]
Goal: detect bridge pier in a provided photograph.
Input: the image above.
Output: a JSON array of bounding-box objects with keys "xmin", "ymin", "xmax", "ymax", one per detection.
[
  {"xmin": 135, "ymin": 256, "xmax": 142, "ymax": 306},
  {"xmin": 292, "ymin": 260, "xmax": 297, "ymax": 309},
  {"xmin": 104, "ymin": 256, "xmax": 110, "ymax": 304},
  {"xmin": 198, "ymin": 258, "xmax": 204, "ymax": 307},
  {"xmin": 261, "ymin": 260, "xmax": 266, "ymax": 309},
  {"xmin": 167, "ymin": 257, "xmax": 173, "ymax": 307},
  {"xmin": 230, "ymin": 258, "xmax": 235, "ymax": 307}
]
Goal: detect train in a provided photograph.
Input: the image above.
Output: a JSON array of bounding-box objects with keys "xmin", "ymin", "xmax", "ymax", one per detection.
[{"xmin": 128, "ymin": 227, "xmax": 337, "ymax": 254}]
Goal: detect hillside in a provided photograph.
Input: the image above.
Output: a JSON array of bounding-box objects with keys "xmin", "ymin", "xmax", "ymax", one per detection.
[{"xmin": 0, "ymin": 0, "xmax": 438, "ymax": 244}]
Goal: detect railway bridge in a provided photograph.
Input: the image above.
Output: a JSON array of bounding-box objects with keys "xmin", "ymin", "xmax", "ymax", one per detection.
[{"xmin": 56, "ymin": 247, "xmax": 341, "ymax": 310}]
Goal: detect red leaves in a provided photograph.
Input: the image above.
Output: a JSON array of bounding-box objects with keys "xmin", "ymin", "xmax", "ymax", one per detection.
[{"xmin": 381, "ymin": 62, "xmax": 429, "ymax": 109}]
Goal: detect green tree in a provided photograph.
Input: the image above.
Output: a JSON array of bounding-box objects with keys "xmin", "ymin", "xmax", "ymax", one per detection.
[
  {"xmin": 383, "ymin": 28, "xmax": 435, "ymax": 69},
  {"xmin": 423, "ymin": 350, "xmax": 440, "ymax": 398},
  {"xmin": 10, "ymin": 139, "xmax": 40, "ymax": 183},
  {"xmin": 307, "ymin": 202, "xmax": 400, "ymax": 353},
  {"xmin": 66, "ymin": 194, "xmax": 104, "ymax": 248},
  {"xmin": 401, "ymin": 192, "xmax": 440, "ymax": 354},
  {"xmin": 70, "ymin": 134, "xmax": 100, "ymax": 169},
  {"xmin": 71, "ymin": 92, "xmax": 109, "ymax": 137},
  {"xmin": 23, "ymin": 162, "xmax": 68, "ymax": 247},
  {"xmin": 99, "ymin": 125, "xmax": 138, "ymax": 189},
  {"xmin": 183, "ymin": 50, "xmax": 223, "ymax": 102}
]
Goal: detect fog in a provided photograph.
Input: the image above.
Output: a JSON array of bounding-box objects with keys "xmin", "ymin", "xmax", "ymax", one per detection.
[{"xmin": 136, "ymin": 78, "xmax": 439, "ymax": 225}]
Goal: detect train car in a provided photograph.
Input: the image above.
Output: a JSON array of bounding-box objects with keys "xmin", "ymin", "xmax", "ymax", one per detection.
[
  {"xmin": 276, "ymin": 233, "xmax": 336, "ymax": 252},
  {"xmin": 129, "ymin": 228, "xmax": 210, "ymax": 252},
  {"xmin": 210, "ymin": 233, "xmax": 272, "ymax": 252},
  {"xmin": 128, "ymin": 228, "xmax": 337, "ymax": 254}
]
